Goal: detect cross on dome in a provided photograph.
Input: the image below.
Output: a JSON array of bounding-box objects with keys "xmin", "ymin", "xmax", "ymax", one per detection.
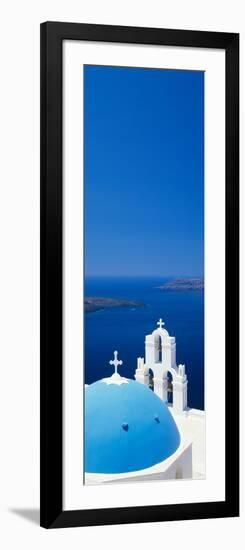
[
  {"xmin": 157, "ymin": 318, "xmax": 165, "ymax": 329},
  {"xmin": 109, "ymin": 350, "xmax": 123, "ymax": 375}
]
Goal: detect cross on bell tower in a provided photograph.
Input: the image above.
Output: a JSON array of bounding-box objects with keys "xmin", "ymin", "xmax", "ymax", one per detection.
[
  {"xmin": 157, "ymin": 318, "xmax": 165, "ymax": 329},
  {"xmin": 109, "ymin": 350, "xmax": 123, "ymax": 375}
]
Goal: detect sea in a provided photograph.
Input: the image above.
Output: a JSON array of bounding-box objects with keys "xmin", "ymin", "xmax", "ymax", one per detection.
[{"xmin": 84, "ymin": 277, "xmax": 204, "ymax": 411}]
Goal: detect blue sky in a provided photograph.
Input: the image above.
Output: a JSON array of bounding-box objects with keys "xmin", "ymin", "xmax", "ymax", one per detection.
[{"xmin": 84, "ymin": 65, "xmax": 204, "ymax": 277}]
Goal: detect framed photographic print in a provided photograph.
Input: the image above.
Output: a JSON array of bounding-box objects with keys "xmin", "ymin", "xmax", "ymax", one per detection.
[{"xmin": 40, "ymin": 22, "xmax": 239, "ymax": 528}]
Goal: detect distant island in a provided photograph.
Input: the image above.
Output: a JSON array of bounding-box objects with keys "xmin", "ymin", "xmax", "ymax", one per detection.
[
  {"xmin": 156, "ymin": 278, "xmax": 204, "ymax": 291},
  {"xmin": 85, "ymin": 296, "xmax": 144, "ymax": 314}
]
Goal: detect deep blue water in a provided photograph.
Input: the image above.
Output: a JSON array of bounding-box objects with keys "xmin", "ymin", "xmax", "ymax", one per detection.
[{"xmin": 84, "ymin": 277, "xmax": 204, "ymax": 410}]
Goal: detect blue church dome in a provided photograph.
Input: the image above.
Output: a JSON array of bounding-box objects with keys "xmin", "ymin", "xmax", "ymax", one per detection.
[{"xmin": 85, "ymin": 376, "xmax": 180, "ymax": 474}]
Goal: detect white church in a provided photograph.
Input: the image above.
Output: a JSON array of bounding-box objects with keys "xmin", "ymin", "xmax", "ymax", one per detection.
[{"xmin": 85, "ymin": 319, "xmax": 205, "ymax": 485}]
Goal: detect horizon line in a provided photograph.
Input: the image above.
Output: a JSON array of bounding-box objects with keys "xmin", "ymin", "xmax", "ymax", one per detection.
[{"xmin": 85, "ymin": 274, "xmax": 204, "ymax": 278}]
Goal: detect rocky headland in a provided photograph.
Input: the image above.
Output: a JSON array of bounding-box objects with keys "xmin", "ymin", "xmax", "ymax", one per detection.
[
  {"xmin": 85, "ymin": 296, "xmax": 144, "ymax": 314},
  {"xmin": 156, "ymin": 278, "xmax": 204, "ymax": 291}
]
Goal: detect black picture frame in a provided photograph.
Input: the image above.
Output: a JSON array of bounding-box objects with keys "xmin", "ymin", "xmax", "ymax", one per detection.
[{"xmin": 40, "ymin": 21, "xmax": 239, "ymax": 529}]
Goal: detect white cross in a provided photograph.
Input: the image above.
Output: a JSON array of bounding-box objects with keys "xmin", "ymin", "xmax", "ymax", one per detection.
[
  {"xmin": 157, "ymin": 318, "xmax": 165, "ymax": 329},
  {"xmin": 109, "ymin": 350, "xmax": 123, "ymax": 375}
]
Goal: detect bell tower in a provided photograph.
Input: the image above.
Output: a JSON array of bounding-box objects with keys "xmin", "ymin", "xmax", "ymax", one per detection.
[{"xmin": 135, "ymin": 319, "xmax": 188, "ymax": 413}]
